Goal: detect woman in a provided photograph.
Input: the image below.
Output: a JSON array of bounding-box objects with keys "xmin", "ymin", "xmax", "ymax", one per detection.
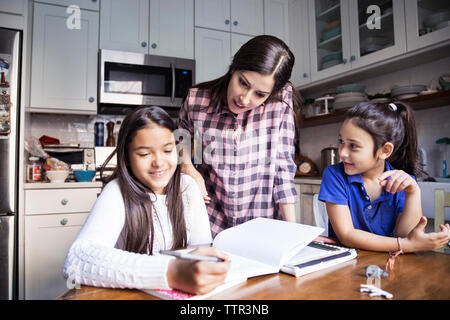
[{"xmin": 178, "ymin": 35, "xmax": 302, "ymax": 237}]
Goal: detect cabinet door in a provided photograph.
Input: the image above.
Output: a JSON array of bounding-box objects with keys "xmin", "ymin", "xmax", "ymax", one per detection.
[
  {"xmin": 149, "ymin": 0, "xmax": 194, "ymax": 59},
  {"xmin": 289, "ymin": 0, "xmax": 311, "ymax": 86},
  {"xmin": 231, "ymin": 33, "xmax": 253, "ymax": 57},
  {"xmin": 405, "ymin": 0, "xmax": 450, "ymax": 51},
  {"xmin": 0, "ymin": 0, "xmax": 26, "ymax": 15},
  {"xmin": 99, "ymin": 0, "xmax": 149, "ymax": 53},
  {"xmin": 25, "ymin": 213, "xmax": 89, "ymax": 300},
  {"xmin": 36, "ymin": 0, "xmax": 100, "ymax": 11},
  {"xmin": 30, "ymin": 3, "xmax": 98, "ymax": 114},
  {"xmin": 308, "ymin": 0, "xmax": 352, "ymax": 82},
  {"xmin": 348, "ymin": 0, "xmax": 406, "ymax": 69},
  {"xmin": 264, "ymin": 0, "xmax": 290, "ymax": 45},
  {"xmin": 195, "ymin": 0, "xmax": 231, "ymax": 31},
  {"xmin": 231, "ymin": 0, "xmax": 264, "ymax": 36},
  {"xmin": 195, "ymin": 28, "xmax": 231, "ymax": 84}
]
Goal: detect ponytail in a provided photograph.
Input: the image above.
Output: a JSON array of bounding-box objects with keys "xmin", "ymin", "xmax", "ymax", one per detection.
[
  {"xmin": 345, "ymin": 101, "xmax": 424, "ymax": 177},
  {"xmin": 388, "ymin": 101, "xmax": 423, "ymax": 177}
]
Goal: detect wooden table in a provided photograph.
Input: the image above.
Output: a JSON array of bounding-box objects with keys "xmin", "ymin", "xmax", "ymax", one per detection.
[{"xmin": 59, "ymin": 250, "xmax": 450, "ymax": 300}]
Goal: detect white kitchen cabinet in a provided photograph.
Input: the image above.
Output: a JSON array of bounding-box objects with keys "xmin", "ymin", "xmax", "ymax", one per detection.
[
  {"xmin": 195, "ymin": 0, "xmax": 264, "ymax": 36},
  {"xmin": 300, "ymin": 184, "xmax": 321, "ymax": 226},
  {"xmin": 0, "ymin": 0, "xmax": 26, "ymax": 15},
  {"xmin": 24, "ymin": 184, "xmax": 101, "ymax": 300},
  {"xmin": 34, "ymin": 0, "xmax": 100, "ymax": 11},
  {"xmin": 308, "ymin": 0, "xmax": 407, "ymax": 82},
  {"xmin": 231, "ymin": 33, "xmax": 254, "ymax": 57},
  {"xmin": 100, "ymin": 0, "xmax": 194, "ymax": 59},
  {"xmin": 195, "ymin": 28, "xmax": 231, "ymax": 84},
  {"xmin": 264, "ymin": 0, "xmax": 290, "ymax": 45},
  {"xmin": 99, "ymin": 0, "xmax": 149, "ymax": 53},
  {"xmin": 25, "ymin": 213, "xmax": 89, "ymax": 300},
  {"xmin": 288, "ymin": 0, "xmax": 311, "ymax": 86},
  {"xmin": 29, "ymin": 3, "xmax": 99, "ymax": 114},
  {"xmin": 149, "ymin": 0, "xmax": 194, "ymax": 59},
  {"xmin": 405, "ymin": 0, "xmax": 450, "ymax": 52}
]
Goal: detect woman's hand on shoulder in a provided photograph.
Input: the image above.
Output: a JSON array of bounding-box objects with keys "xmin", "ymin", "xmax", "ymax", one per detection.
[
  {"xmin": 378, "ymin": 170, "xmax": 419, "ymax": 195},
  {"xmin": 166, "ymin": 247, "xmax": 230, "ymax": 295},
  {"xmin": 402, "ymin": 216, "xmax": 450, "ymax": 252}
]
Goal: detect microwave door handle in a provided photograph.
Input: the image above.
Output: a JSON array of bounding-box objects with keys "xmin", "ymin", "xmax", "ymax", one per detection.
[{"xmin": 170, "ymin": 63, "xmax": 175, "ymax": 103}]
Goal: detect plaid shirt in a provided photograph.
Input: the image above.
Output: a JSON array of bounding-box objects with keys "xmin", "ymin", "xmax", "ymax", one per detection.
[{"xmin": 178, "ymin": 84, "xmax": 298, "ymax": 236}]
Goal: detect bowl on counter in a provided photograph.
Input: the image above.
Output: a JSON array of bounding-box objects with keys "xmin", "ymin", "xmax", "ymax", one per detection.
[
  {"xmin": 73, "ymin": 170, "xmax": 96, "ymax": 182},
  {"xmin": 46, "ymin": 170, "xmax": 69, "ymax": 183}
]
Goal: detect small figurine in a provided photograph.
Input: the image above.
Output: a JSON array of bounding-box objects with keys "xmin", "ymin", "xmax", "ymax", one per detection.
[
  {"xmin": 360, "ymin": 284, "xmax": 393, "ymax": 299},
  {"xmin": 365, "ymin": 265, "xmax": 389, "ymax": 279}
]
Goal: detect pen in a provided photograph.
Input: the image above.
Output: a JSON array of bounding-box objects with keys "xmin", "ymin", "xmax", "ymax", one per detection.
[{"xmin": 159, "ymin": 250, "xmax": 225, "ymax": 263}]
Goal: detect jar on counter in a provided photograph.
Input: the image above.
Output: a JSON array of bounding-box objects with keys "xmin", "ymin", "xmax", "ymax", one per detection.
[{"xmin": 27, "ymin": 157, "xmax": 42, "ymax": 182}]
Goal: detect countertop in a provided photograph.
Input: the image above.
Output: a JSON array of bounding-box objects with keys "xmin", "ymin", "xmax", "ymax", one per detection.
[
  {"xmin": 24, "ymin": 181, "xmax": 103, "ymax": 189},
  {"xmin": 59, "ymin": 250, "xmax": 450, "ymax": 300},
  {"xmin": 294, "ymin": 176, "xmax": 322, "ymax": 184}
]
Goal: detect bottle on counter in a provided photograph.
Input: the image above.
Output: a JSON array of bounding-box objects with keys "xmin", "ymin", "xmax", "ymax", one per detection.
[
  {"xmin": 94, "ymin": 121, "xmax": 104, "ymax": 146},
  {"xmin": 27, "ymin": 157, "xmax": 42, "ymax": 182}
]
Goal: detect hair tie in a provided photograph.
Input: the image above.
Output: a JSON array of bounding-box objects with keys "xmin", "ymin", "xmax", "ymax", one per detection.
[{"xmin": 388, "ymin": 103, "xmax": 397, "ymax": 112}]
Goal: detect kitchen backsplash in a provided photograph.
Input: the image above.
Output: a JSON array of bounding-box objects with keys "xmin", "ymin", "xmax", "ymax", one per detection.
[{"xmin": 29, "ymin": 114, "xmax": 126, "ymax": 148}]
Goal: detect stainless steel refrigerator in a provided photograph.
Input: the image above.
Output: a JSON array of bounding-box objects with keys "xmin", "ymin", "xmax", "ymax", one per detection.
[{"xmin": 0, "ymin": 28, "xmax": 21, "ymax": 300}]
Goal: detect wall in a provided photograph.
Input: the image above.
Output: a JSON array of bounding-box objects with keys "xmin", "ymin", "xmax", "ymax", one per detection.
[
  {"xmin": 28, "ymin": 113, "xmax": 125, "ymax": 148},
  {"xmin": 299, "ymin": 56, "xmax": 450, "ymax": 178}
]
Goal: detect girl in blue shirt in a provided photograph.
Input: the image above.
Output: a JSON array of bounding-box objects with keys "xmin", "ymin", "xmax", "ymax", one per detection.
[{"xmin": 319, "ymin": 102, "xmax": 450, "ymax": 254}]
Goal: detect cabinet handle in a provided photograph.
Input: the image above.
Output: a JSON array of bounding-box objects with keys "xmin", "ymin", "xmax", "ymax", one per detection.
[
  {"xmin": 151, "ymin": 43, "xmax": 157, "ymax": 49},
  {"xmin": 89, "ymin": 97, "xmax": 94, "ymax": 103},
  {"xmin": 233, "ymin": 21, "xmax": 238, "ymax": 26},
  {"xmin": 342, "ymin": 58, "xmax": 348, "ymax": 64},
  {"xmin": 61, "ymin": 198, "xmax": 68, "ymax": 205},
  {"xmin": 303, "ymin": 73, "xmax": 308, "ymax": 78},
  {"xmin": 225, "ymin": 19, "xmax": 230, "ymax": 25},
  {"xmin": 60, "ymin": 218, "xmax": 68, "ymax": 226},
  {"xmin": 350, "ymin": 55, "xmax": 356, "ymax": 61},
  {"xmin": 141, "ymin": 41, "xmax": 147, "ymax": 47}
]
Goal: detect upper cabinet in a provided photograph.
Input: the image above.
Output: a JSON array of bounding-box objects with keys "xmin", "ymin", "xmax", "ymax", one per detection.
[
  {"xmin": 264, "ymin": 0, "xmax": 290, "ymax": 45},
  {"xmin": 308, "ymin": 0, "xmax": 406, "ymax": 82},
  {"xmin": 34, "ymin": 0, "xmax": 100, "ymax": 11},
  {"xmin": 195, "ymin": 0, "xmax": 264, "ymax": 36},
  {"xmin": 100, "ymin": 0, "xmax": 194, "ymax": 59},
  {"xmin": 288, "ymin": 0, "xmax": 311, "ymax": 87},
  {"xmin": 30, "ymin": 2, "xmax": 99, "ymax": 114},
  {"xmin": 100, "ymin": 0, "xmax": 149, "ymax": 54},
  {"xmin": 405, "ymin": 0, "xmax": 450, "ymax": 51}
]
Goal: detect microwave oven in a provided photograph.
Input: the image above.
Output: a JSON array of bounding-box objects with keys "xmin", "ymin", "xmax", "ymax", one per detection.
[
  {"xmin": 98, "ymin": 49, "xmax": 195, "ymax": 114},
  {"xmin": 43, "ymin": 146, "xmax": 95, "ymax": 170}
]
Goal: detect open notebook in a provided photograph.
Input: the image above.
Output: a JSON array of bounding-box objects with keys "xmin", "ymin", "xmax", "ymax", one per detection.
[{"xmin": 143, "ymin": 218, "xmax": 324, "ymax": 299}]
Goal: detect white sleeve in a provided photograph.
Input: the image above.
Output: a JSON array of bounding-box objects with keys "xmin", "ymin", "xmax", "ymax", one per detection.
[
  {"xmin": 62, "ymin": 180, "xmax": 173, "ymax": 290},
  {"xmin": 182, "ymin": 174, "xmax": 213, "ymax": 245}
]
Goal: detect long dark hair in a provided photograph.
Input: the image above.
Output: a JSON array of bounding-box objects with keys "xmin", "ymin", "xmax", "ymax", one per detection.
[
  {"xmin": 100, "ymin": 106, "xmax": 187, "ymax": 254},
  {"xmin": 345, "ymin": 101, "xmax": 424, "ymax": 177},
  {"xmin": 187, "ymin": 35, "xmax": 303, "ymax": 123}
]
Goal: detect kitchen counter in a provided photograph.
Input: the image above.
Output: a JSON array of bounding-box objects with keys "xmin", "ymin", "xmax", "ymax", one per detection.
[
  {"xmin": 294, "ymin": 177, "xmax": 322, "ymax": 185},
  {"xmin": 24, "ymin": 181, "xmax": 103, "ymax": 189}
]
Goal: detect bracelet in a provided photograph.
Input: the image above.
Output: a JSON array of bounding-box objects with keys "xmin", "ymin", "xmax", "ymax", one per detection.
[{"xmin": 385, "ymin": 237, "xmax": 404, "ymax": 274}]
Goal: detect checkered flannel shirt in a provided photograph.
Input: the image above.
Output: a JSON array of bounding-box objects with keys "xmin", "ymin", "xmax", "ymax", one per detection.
[{"xmin": 178, "ymin": 84, "xmax": 298, "ymax": 237}]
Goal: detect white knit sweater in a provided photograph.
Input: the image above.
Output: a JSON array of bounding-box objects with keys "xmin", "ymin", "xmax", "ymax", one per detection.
[{"xmin": 62, "ymin": 174, "xmax": 213, "ymax": 290}]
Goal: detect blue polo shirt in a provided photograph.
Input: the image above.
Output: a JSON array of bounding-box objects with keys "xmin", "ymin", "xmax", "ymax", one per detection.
[{"xmin": 318, "ymin": 161, "xmax": 410, "ymax": 239}]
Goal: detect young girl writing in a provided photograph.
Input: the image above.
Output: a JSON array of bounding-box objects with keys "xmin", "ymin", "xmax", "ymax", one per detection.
[
  {"xmin": 63, "ymin": 106, "xmax": 229, "ymax": 295},
  {"xmin": 319, "ymin": 102, "xmax": 450, "ymax": 255}
]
